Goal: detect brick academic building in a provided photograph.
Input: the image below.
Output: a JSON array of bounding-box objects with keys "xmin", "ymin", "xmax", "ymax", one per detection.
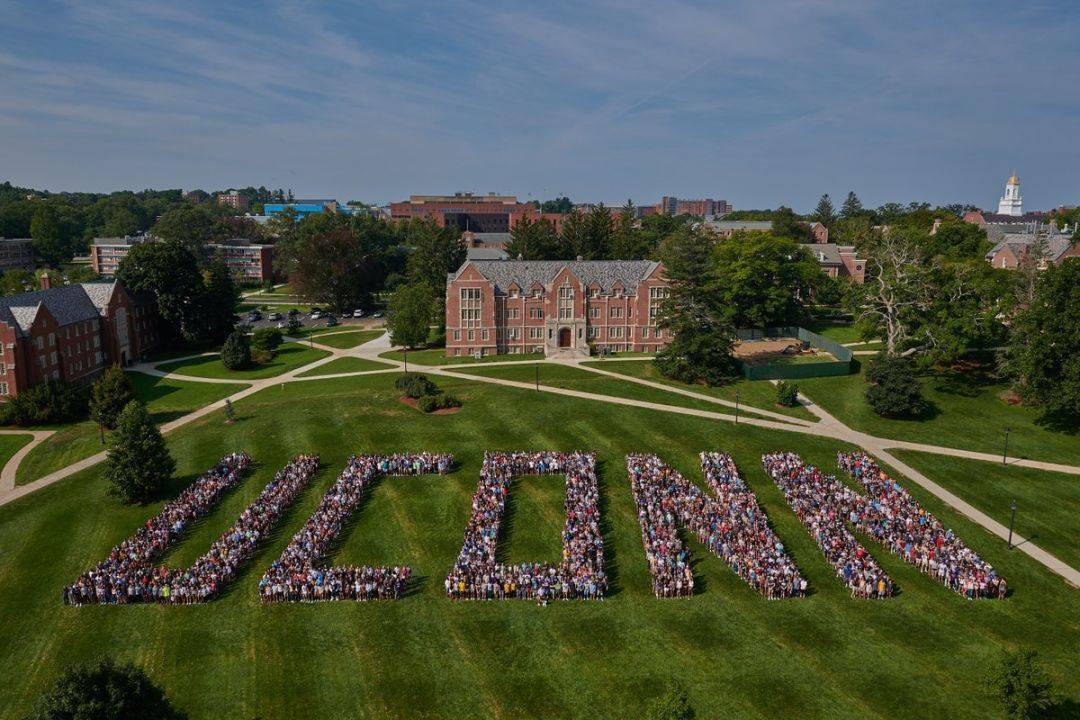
[
  {"xmin": 389, "ymin": 193, "xmax": 564, "ymax": 234},
  {"xmin": 0, "ymin": 276, "xmax": 162, "ymax": 398},
  {"xmin": 445, "ymin": 259, "xmax": 670, "ymax": 359}
]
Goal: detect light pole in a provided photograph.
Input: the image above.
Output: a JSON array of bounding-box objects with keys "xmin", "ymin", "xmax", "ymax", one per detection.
[
  {"xmin": 1007, "ymin": 500, "xmax": 1017, "ymax": 549},
  {"xmin": 734, "ymin": 391, "xmax": 740, "ymax": 424},
  {"xmin": 98, "ymin": 420, "xmax": 105, "ymax": 445},
  {"xmin": 1002, "ymin": 427, "xmax": 1011, "ymax": 465},
  {"xmin": 403, "ymin": 347, "xmax": 409, "ymax": 373},
  {"xmin": 535, "ymin": 364, "xmax": 540, "ymax": 391}
]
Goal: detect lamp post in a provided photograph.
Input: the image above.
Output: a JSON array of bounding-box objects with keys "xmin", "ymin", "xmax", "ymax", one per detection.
[
  {"xmin": 98, "ymin": 420, "xmax": 105, "ymax": 445},
  {"xmin": 1002, "ymin": 427, "xmax": 1011, "ymax": 465},
  {"xmin": 535, "ymin": 364, "xmax": 540, "ymax": 391},
  {"xmin": 403, "ymin": 347, "xmax": 408, "ymax": 373},
  {"xmin": 1007, "ymin": 500, "xmax": 1017, "ymax": 549},
  {"xmin": 734, "ymin": 391, "xmax": 740, "ymax": 424}
]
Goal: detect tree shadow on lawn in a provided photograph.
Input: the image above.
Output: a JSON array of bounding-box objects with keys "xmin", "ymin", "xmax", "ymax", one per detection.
[
  {"xmin": 594, "ymin": 456, "xmax": 622, "ymax": 597},
  {"xmin": 1032, "ymin": 407, "xmax": 1080, "ymax": 436}
]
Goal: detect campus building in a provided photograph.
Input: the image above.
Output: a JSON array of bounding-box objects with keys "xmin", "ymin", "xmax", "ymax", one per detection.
[
  {"xmin": 91, "ymin": 235, "xmax": 274, "ymax": 285},
  {"xmin": 800, "ymin": 243, "xmax": 866, "ymax": 283},
  {"xmin": 659, "ymin": 196, "xmax": 732, "ymax": 217},
  {"xmin": 445, "ymin": 259, "xmax": 670, "ymax": 359},
  {"xmin": 263, "ymin": 199, "xmax": 340, "ymax": 218},
  {"xmin": 0, "ymin": 276, "xmax": 163, "ymax": 397},
  {"xmin": 390, "ymin": 192, "xmax": 565, "ymax": 234},
  {"xmin": 216, "ymin": 190, "xmax": 250, "ymax": 211},
  {"xmin": 0, "ymin": 239, "xmax": 36, "ymax": 272}
]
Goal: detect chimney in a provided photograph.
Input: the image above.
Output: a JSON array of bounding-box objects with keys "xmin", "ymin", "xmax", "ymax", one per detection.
[
  {"xmin": 576, "ymin": 255, "xmax": 583, "ymax": 262},
  {"xmin": 39, "ymin": 272, "xmax": 51, "ymax": 291}
]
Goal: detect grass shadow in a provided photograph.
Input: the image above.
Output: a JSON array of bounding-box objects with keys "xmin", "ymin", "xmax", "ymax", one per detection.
[{"xmin": 594, "ymin": 456, "xmax": 622, "ymax": 597}]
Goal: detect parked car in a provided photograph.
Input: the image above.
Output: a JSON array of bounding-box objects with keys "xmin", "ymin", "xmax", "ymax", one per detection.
[
  {"xmin": 268, "ymin": 312, "xmax": 281, "ymax": 321},
  {"xmin": 248, "ymin": 310, "xmax": 262, "ymax": 321},
  {"xmin": 325, "ymin": 315, "xmax": 339, "ymax": 327},
  {"xmin": 372, "ymin": 311, "xmax": 384, "ymax": 318},
  {"xmin": 353, "ymin": 309, "xmax": 365, "ymax": 318},
  {"xmin": 287, "ymin": 308, "xmax": 299, "ymax": 317},
  {"xmin": 276, "ymin": 321, "xmax": 287, "ymax": 329},
  {"xmin": 310, "ymin": 311, "xmax": 322, "ymax": 320}
]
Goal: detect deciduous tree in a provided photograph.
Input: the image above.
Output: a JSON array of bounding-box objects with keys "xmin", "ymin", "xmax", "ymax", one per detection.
[
  {"xmin": 104, "ymin": 401, "xmax": 175, "ymax": 504},
  {"xmin": 387, "ymin": 283, "xmax": 435, "ymax": 349},
  {"xmin": 27, "ymin": 657, "xmax": 183, "ymax": 720},
  {"xmin": 89, "ymin": 365, "xmax": 134, "ymax": 430}
]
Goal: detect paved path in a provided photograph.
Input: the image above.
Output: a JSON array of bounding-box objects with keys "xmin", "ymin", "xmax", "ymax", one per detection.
[
  {"xmin": 2, "ymin": 331, "xmax": 1077, "ymax": 586},
  {"xmin": 0, "ymin": 430, "xmax": 54, "ymax": 494}
]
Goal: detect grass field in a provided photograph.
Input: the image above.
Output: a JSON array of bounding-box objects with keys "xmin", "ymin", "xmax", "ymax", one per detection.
[
  {"xmin": 804, "ymin": 321, "xmax": 869, "ymax": 344},
  {"xmin": 798, "ymin": 366, "xmax": 1080, "ymax": 465},
  {"xmin": 15, "ymin": 372, "xmax": 246, "ymax": 486},
  {"xmin": 0, "ymin": 433, "xmax": 33, "ymax": 471},
  {"xmin": 891, "ymin": 450, "xmax": 1080, "ymax": 569},
  {"xmin": 296, "ymin": 357, "xmax": 397, "ymax": 377},
  {"xmin": 379, "ymin": 348, "xmax": 546, "ymax": 366},
  {"xmin": 0, "ymin": 372, "xmax": 1076, "ymax": 719},
  {"xmin": 451, "ymin": 363, "xmax": 780, "ymax": 418},
  {"xmin": 306, "ymin": 329, "xmax": 382, "ymax": 350},
  {"xmin": 156, "ymin": 343, "xmax": 331, "ymax": 380},
  {"xmin": 581, "ymin": 360, "xmax": 815, "ymax": 421}
]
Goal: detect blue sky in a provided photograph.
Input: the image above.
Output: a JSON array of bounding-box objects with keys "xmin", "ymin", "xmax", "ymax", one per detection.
[{"xmin": 1, "ymin": 0, "xmax": 1077, "ymax": 212}]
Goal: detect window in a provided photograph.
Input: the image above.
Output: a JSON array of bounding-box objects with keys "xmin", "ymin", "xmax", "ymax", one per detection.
[
  {"xmin": 610, "ymin": 307, "xmax": 622, "ymax": 318},
  {"xmin": 588, "ymin": 308, "xmax": 600, "ymax": 319},
  {"xmin": 481, "ymin": 329, "xmax": 489, "ymax": 341},
  {"xmin": 610, "ymin": 327, "xmax": 623, "ymax": 339},
  {"xmin": 36, "ymin": 356, "xmax": 45, "ymax": 369},
  {"xmin": 529, "ymin": 308, "xmax": 543, "ymax": 319},
  {"xmin": 0, "ymin": 362, "xmax": 5, "ymax": 375},
  {"xmin": 589, "ymin": 288, "xmax": 599, "ymax": 298},
  {"xmin": 529, "ymin": 327, "xmax": 542, "ymax": 340},
  {"xmin": 48, "ymin": 333, "xmax": 55, "ymax": 347},
  {"xmin": 453, "ymin": 330, "xmax": 461, "ymax": 341},
  {"xmin": 649, "ymin": 286, "xmax": 669, "ymax": 323},
  {"xmin": 558, "ymin": 285, "xmax": 574, "ymax": 320},
  {"xmin": 642, "ymin": 327, "xmax": 649, "ymax": 338},
  {"xmin": 587, "ymin": 327, "xmax": 597, "ymax": 339},
  {"xmin": 93, "ymin": 335, "xmax": 100, "ymax": 348},
  {"xmin": 506, "ymin": 308, "xmax": 519, "ymax": 320},
  {"xmin": 49, "ymin": 351, "xmax": 58, "ymax": 365},
  {"xmin": 0, "ymin": 382, "xmax": 8, "ymax": 396},
  {"xmin": 467, "ymin": 330, "xmax": 474, "ymax": 341},
  {"xmin": 35, "ymin": 336, "xmax": 43, "ymax": 350},
  {"xmin": 459, "ymin": 287, "xmax": 482, "ymax": 328}
]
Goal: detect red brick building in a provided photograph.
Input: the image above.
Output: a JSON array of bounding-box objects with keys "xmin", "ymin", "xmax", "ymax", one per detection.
[
  {"xmin": 389, "ymin": 193, "xmax": 565, "ymax": 234},
  {"xmin": 0, "ymin": 277, "xmax": 163, "ymax": 398},
  {"xmin": 91, "ymin": 235, "xmax": 274, "ymax": 285},
  {"xmin": 445, "ymin": 260, "xmax": 670, "ymax": 359},
  {"xmin": 217, "ymin": 191, "xmax": 250, "ymax": 211}
]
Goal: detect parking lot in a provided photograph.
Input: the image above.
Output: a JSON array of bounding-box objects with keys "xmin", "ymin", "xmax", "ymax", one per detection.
[{"xmin": 237, "ymin": 308, "xmax": 386, "ymax": 334}]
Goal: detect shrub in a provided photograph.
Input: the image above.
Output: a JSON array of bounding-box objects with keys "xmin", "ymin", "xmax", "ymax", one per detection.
[
  {"xmin": 416, "ymin": 393, "xmax": 461, "ymax": 413},
  {"xmin": 395, "ymin": 373, "xmax": 439, "ymax": 399},
  {"xmin": 90, "ymin": 365, "xmax": 135, "ymax": 429},
  {"xmin": 776, "ymin": 380, "xmax": 800, "ymax": 407},
  {"xmin": 27, "ymin": 656, "xmax": 183, "ymax": 720},
  {"xmin": 0, "ymin": 379, "xmax": 87, "ymax": 426},
  {"xmin": 647, "ymin": 680, "xmax": 695, "ymax": 720},
  {"xmin": 220, "ymin": 330, "xmax": 251, "ymax": 370},
  {"xmin": 865, "ymin": 354, "xmax": 929, "ymax": 418},
  {"xmin": 986, "ymin": 649, "xmax": 1055, "ymax": 720},
  {"xmin": 251, "ymin": 326, "xmax": 283, "ymax": 354}
]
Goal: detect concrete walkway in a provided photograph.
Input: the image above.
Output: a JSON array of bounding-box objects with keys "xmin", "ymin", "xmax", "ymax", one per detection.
[
  {"xmin": 0, "ymin": 430, "xmax": 54, "ymax": 494},
  {"xmin": 2, "ymin": 331, "xmax": 1077, "ymax": 586}
]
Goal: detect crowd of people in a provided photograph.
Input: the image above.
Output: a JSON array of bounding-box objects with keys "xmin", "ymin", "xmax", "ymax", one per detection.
[
  {"xmin": 626, "ymin": 453, "xmax": 806, "ymax": 599},
  {"xmin": 445, "ymin": 451, "xmax": 607, "ymax": 604},
  {"xmin": 63, "ymin": 452, "xmax": 312, "ymax": 605},
  {"xmin": 762, "ymin": 452, "xmax": 896, "ymax": 599},
  {"xmin": 260, "ymin": 453, "xmax": 453, "ymax": 602},
  {"xmin": 837, "ymin": 452, "xmax": 1006, "ymax": 599}
]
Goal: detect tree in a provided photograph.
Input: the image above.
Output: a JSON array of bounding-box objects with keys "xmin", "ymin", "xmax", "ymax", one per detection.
[
  {"xmin": 506, "ymin": 216, "xmax": 563, "ymax": 260},
  {"xmin": 579, "ymin": 204, "xmax": 613, "ymax": 259},
  {"xmin": 1004, "ymin": 260, "xmax": 1080, "ymax": 423},
  {"xmin": 864, "ymin": 354, "xmax": 929, "ymax": 418},
  {"xmin": 646, "ymin": 680, "xmax": 695, "ymax": 720},
  {"xmin": 712, "ymin": 233, "xmax": 822, "ymax": 328},
  {"xmin": 776, "ymin": 381, "xmax": 799, "ymax": 407},
  {"xmin": 221, "ymin": 330, "xmax": 251, "ymax": 370},
  {"xmin": 812, "ymin": 194, "xmax": 837, "ymax": 227},
  {"xmin": 30, "ymin": 205, "xmax": 66, "ymax": 266},
  {"xmin": 405, "ymin": 219, "xmax": 466, "ymax": 307},
  {"xmin": 251, "ymin": 326, "xmax": 283, "ymax": 353},
  {"xmin": 115, "ymin": 240, "xmax": 205, "ymax": 341},
  {"xmin": 387, "ymin": 283, "xmax": 435, "ymax": 349},
  {"xmin": 770, "ymin": 206, "xmax": 813, "ymax": 241},
  {"xmin": 27, "ymin": 657, "xmax": 184, "ymax": 720},
  {"xmin": 540, "ymin": 196, "xmax": 573, "ymax": 214},
  {"xmin": 104, "ymin": 400, "xmax": 175, "ymax": 504},
  {"xmin": 151, "ymin": 205, "xmax": 216, "ymax": 253},
  {"xmin": 848, "ymin": 230, "xmax": 931, "ymax": 355},
  {"xmin": 560, "ymin": 209, "xmax": 586, "ymax": 258},
  {"xmin": 920, "ymin": 219, "xmax": 990, "ymax": 261},
  {"xmin": 986, "ymin": 649, "xmax": 1055, "ymax": 720},
  {"xmin": 0, "ymin": 380, "xmax": 87, "ymax": 426},
  {"xmin": 200, "ymin": 255, "xmax": 239, "ymax": 343},
  {"xmin": 89, "ymin": 366, "xmax": 134, "ymax": 430},
  {"xmin": 654, "ymin": 226, "xmax": 737, "ymax": 385},
  {"xmin": 610, "ymin": 201, "xmax": 649, "ymax": 260},
  {"xmin": 290, "ymin": 227, "xmax": 378, "ymax": 312},
  {"xmin": 840, "ymin": 191, "xmax": 864, "ymax": 219}
]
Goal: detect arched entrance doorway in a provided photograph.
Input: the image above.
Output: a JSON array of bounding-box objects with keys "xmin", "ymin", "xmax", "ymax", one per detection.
[{"xmin": 558, "ymin": 327, "xmax": 572, "ymax": 348}]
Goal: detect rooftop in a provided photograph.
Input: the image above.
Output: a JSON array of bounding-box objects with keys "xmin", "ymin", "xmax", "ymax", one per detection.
[{"xmin": 452, "ymin": 259, "xmax": 661, "ymax": 294}]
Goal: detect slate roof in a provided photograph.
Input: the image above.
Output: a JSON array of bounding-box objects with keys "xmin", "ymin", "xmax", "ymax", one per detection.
[
  {"xmin": 471, "ymin": 232, "xmax": 511, "ymax": 247},
  {"xmin": 986, "ymin": 234, "xmax": 1077, "ymax": 263},
  {"xmin": 466, "ymin": 246, "xmax": 510, "ymax": 261},
  {"xmin": 800, "ymin": 243, "xmax": 842, "ymax": 266},
  {"xmin": 706, "ymin": 220, "xmax": 773, "ymax": 232},
  {"xmin": 0, "ymin": 282, "xmax": 116, "ymax": 335},
  {"xmin": 451, "ymin": 260, "xmax": 660, "ymax": 294}
]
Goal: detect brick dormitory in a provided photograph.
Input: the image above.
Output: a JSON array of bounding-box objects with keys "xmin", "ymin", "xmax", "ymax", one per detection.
[
  {"xmin": 0, "ymin": 274, "xmax": 162, "ymax": 398},
  {"xmin": 445, "ymin": 259, "xmax": 671, "ymax": 359}
]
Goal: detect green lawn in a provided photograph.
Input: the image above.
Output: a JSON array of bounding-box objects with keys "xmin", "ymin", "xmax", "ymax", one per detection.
[
  {"xmin": 798, "ymin": 366, "xmax": 1080, "ymax": 465},
  {"xmin": 747, "ymin": 350, "xmax": 838, "ymax": 366},
  {"xmin": 156, "ymin": 343, "xmax": 330, "ymax": 380},
  {"xmin": 804, "ymin": 321, "xmax": 870, "ymax": 344},
  {"xmin": 451, "ymin": 363, "xmax": 780, "ymax": 418},
  {"xmin": 891, "ymin": 450, "xmax": 1080, "ymax": 569},
  {"xmin": 307, "ymin": 329, "xmax": 382, "ymax": 350},
  {"xmin": 295, "ymin": 357, "xmax": 397, "ymax": 377},
  {"xmin": 379, "ymin": 348, "xmax": 546, "ymax": 366},
  {"xmin": 582, "ymin": 360, "xmax": 815, "ymax": 421},
  {"xmin": 15, "ymin": 372, "xmax": 246, "ymax": 486},
  {"xmin": 0, "ymin": 373, "xmax": 1075, "ymax": 719},
  {"xmin": 0, "ymin": 434, "xmax": 33, "ymax": 471}
]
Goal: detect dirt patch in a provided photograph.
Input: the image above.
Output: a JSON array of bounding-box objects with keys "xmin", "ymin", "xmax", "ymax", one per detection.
[
  {"xmin": 733, "ymin": 338, "xmax": 834, "ymax": 365},
  {"xmin": 999, "ymin": 390, "xmax": 1024, "ymax": 406},
  {"xmin": 397, "ymin": 396, "xmax": 461, "ymax": 415}
]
